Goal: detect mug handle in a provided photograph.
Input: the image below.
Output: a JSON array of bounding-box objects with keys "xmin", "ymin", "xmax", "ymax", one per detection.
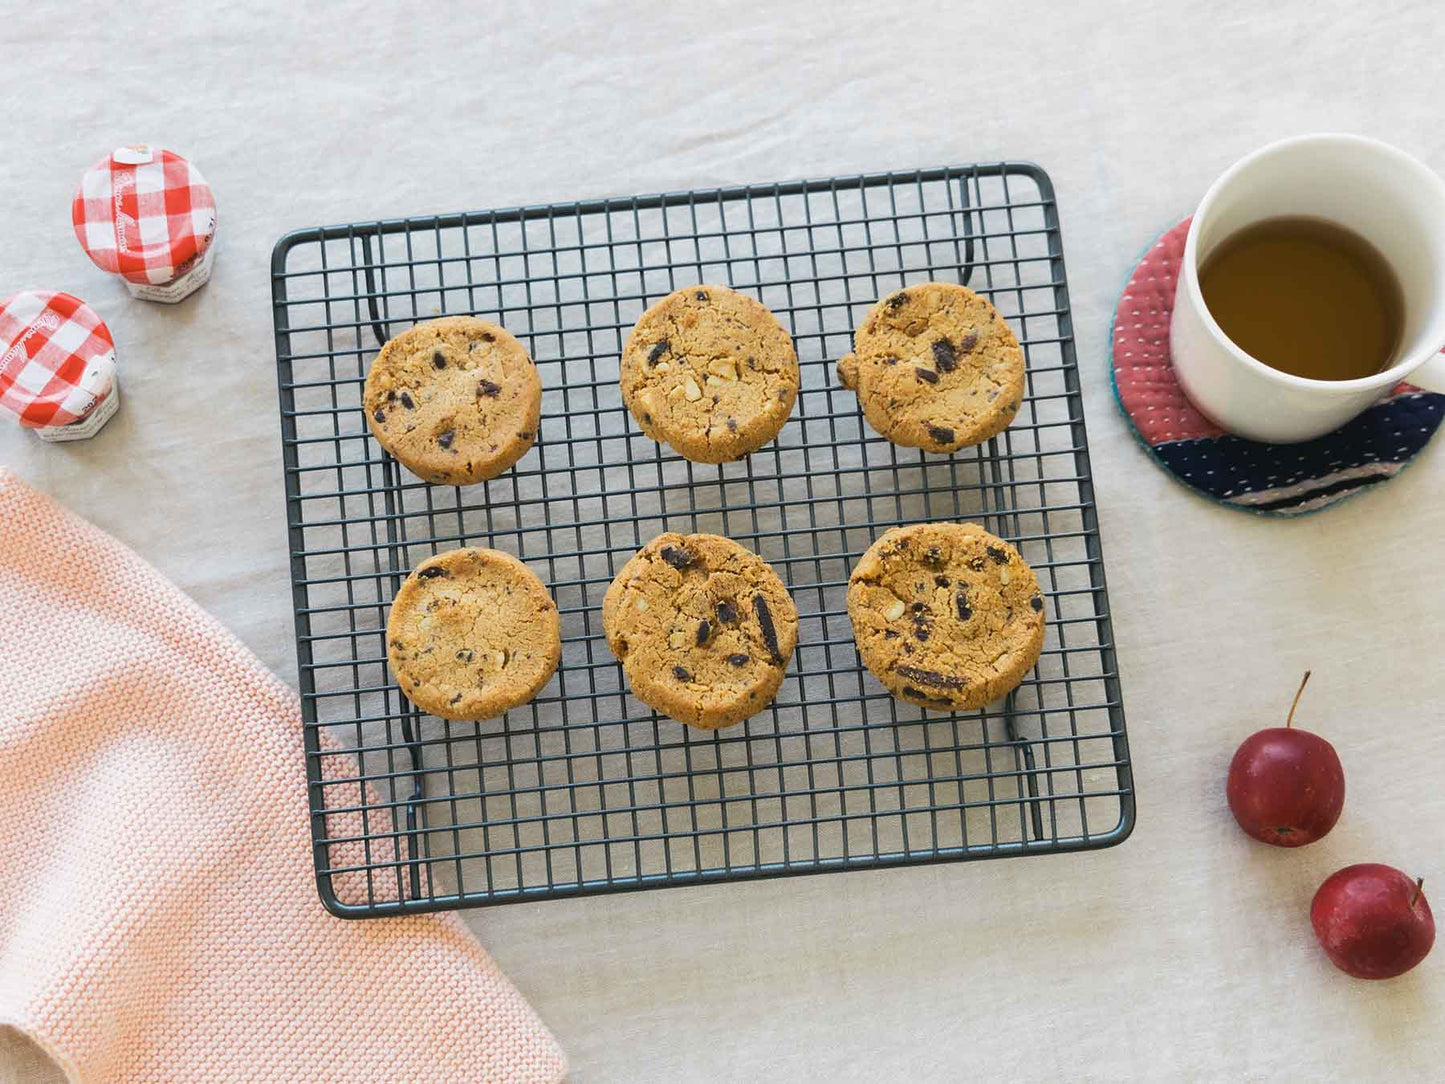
[{"xmin": 1409, "ymin": 350, "xmax": 1445, "ymax": 393}]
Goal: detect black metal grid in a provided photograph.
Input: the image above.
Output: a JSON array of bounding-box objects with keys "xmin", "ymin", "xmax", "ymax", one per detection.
[{"xmin": 270, "ymin": 163, "xmax": 1134, "ymax": 918}]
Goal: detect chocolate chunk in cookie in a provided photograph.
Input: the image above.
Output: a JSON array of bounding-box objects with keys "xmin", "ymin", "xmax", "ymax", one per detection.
[
  {"xmin": 894, "ymin": 664, "xmax": 968, "ymax": 691},
  {"xmin": 932, "ymin": 339, "xmax": 957, "ymax": 373},
  {"xmin": 660, "ymin": 544, "xmax": 696, "ymax": 570},
  {"xmin": 753, "ymin": 595, "xmax": 784, "ymax": 665}
]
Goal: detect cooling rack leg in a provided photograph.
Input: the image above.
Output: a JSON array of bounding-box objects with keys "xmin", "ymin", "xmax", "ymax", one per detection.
[
  {"xmin": 1002, "ymin": 694, "xmax": 1046, "ymax": 842},
  {"xmin": 397, "ymin": 713, "xmax": 425, "ymax": 898},
  {"xmin": 958, "ymin": 175, "xmax": 977, "ymax": 287},
  {"xmin": 359, "ymin": 232, "xmax": 391, "ymax": 348},
  {"xmin": 379, "ymin": 455, "xmax": 425, "ymax": 898}
]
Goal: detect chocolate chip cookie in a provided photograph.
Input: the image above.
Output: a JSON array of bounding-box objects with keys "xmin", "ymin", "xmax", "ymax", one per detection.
[
  {"xmin": 621, "ymin": 285, "xmax": 799, "ymax": 462},
  {"xmin": 602, "ymin": 532, "xmax": 798, "ymax": 729},
  {"xmin": 387, "ymin": 547, "xmax": 561, "ymax": 721},
  {"xmin": 365, "ymin": 316, "xmax": 541, "ymax": 485},
  {"xmin": 836, "ymin": 282, "xmax": 1025, "ymax": 453},
  {"xmin": 847, "ymin": 522, "xmax": 1045, "ymax": 711}
]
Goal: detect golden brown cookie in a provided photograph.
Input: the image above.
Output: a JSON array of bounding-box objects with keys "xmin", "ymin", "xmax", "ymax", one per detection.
[
  {"xmin": 602, "ymin": 532, "xmax": 798, "ymax": 729},
  {"xmin": 386, "ymin": 547, "xmax": 560, "ymax": 720},
  {"xmin": 847, "ymin": 522, "xmax": 1045, "ymax": 711},
  {"xmin": 837, "ymin": 282, "xmax": 1025, "ymax": 453},
  {"xmin": 364, "ymin": 316, "xmax": 541, "ymax": 485},
  {"xmin": 620, "ymin": 285, "xmax": 799, "ymax": 462}
]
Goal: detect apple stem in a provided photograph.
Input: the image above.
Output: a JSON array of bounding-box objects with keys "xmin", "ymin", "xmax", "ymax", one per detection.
[
  {"xmin": 1412, "ymin": 876, "xmax": 1425, "ymax": 909},
  {"xmin": 1285, "ymin": 670, "xmax": 1311, "ymax": 729}
]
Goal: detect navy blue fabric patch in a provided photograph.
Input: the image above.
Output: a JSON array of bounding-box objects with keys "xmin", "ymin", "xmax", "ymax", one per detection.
[{"xmin": 1151, "ymin": 392, "xmax": 1444, "ymax": 513}]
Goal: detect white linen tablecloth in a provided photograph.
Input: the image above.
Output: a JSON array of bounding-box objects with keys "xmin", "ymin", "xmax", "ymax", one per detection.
[{"xmin": 3, "ymin": 2, "xmax": 1442, "ymax": 1079}]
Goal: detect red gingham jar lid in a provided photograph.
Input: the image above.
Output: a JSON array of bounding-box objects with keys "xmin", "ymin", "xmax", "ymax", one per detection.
[
  {"xmin": 0, "ymin": 290, "xmax": 117, "ymax": 430},
  {"xmin": 71, "ymin": 145, "xmax": 217, "ymax": 286}
]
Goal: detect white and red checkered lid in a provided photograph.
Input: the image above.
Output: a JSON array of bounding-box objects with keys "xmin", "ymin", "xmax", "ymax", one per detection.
[
  {"xmin": 0, "ymin": 290, "xmax": 117, "ymax": 429},
  {"xmin": 72, "ymin": 145, "xmax": 217, "ymax": 285}
]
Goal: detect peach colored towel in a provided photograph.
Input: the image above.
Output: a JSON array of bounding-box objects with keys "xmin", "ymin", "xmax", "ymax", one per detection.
[{"xmin": 0, "ymin": 469, "xmax": 567, "ymax": 1083}]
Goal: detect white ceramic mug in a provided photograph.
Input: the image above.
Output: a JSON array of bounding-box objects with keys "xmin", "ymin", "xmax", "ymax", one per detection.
[{"xmin": 1171, "ymin": 133, "xmax": 1445, "ymax": 443}]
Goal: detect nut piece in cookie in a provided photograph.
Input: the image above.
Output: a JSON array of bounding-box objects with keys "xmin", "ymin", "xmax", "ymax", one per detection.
[
  {"xmin": 846, "ymin": 522, "xmax": 1045, "ymax": 711},
  {"xmin": 364, "ymin": 315, "xmax": 542, "ymax": 486},
  {"xmin": 620, "ymin": 285, "xmax": 800, "ymax": 463},
  {"xmin": 387, "ymin": 547, "xmax": 561, "ymax": 720},
  {"xmin": 601, "ymin": 532, "xmax": 799, "ymax": 728},
  {"xmin": 835, "ymin": 282, "xmax": 1025, "ymax": 453}
]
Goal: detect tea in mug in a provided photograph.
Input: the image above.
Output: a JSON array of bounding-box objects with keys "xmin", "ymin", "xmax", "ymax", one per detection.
[{"xmin": 1198, "ymin": 216, "xmax": 1404, "ymax": 381}]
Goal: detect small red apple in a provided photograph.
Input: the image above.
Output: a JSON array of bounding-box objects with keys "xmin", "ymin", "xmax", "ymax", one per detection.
[
  {"xmin": 1226, "ymin": 671, "xmax": 1344, "ymax": 846},
  {"xmin": 1311, "ymin": 864, "xmax": 1435, "ymax": 979}
]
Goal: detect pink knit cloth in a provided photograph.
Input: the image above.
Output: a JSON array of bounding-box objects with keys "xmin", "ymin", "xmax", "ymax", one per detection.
[{"xmin": 0, "ymin": 469, "xmax": 567, "ymax": 1082}]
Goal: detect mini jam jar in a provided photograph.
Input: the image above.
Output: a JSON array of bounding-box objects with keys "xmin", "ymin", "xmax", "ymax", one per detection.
[
  {"xmin": 0, "ymin": 290, "xmax": 120, "ymax": 442},
  {"xmin": 71, "ymin": 144, "xmax": 218, "ymax": 303}
]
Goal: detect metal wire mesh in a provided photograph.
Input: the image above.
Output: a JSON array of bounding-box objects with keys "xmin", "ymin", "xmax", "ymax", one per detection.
[{"xmin": 270, "ymin": 163, "xmax": 1134, "ymax": 917}]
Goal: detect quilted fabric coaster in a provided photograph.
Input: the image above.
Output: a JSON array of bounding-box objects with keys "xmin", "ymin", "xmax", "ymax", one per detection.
[{"xmin": 1111, "ymin": 217, "xmax": 1445, "ymax": 516}]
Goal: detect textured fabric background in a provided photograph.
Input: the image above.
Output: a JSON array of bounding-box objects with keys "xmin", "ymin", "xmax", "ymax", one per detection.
[{"xmin": 3, "ymin": 1, "xmax": 1443, "ymax": 1079}]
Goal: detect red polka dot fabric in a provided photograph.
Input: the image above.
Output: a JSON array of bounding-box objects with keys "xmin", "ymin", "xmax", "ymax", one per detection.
[
  {"xmin": 1111, "ymin": 218, "xmax": 1444, "ymax": 516},
  {"xmin": 1112, "ymin": 219, "xmax": 1225, "ymax": 444}
]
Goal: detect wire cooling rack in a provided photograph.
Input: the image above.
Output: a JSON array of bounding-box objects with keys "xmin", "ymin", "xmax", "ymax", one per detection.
[{"xmin": 270, "ymin": 163, "xmax": 1134, "ymax": 918}]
